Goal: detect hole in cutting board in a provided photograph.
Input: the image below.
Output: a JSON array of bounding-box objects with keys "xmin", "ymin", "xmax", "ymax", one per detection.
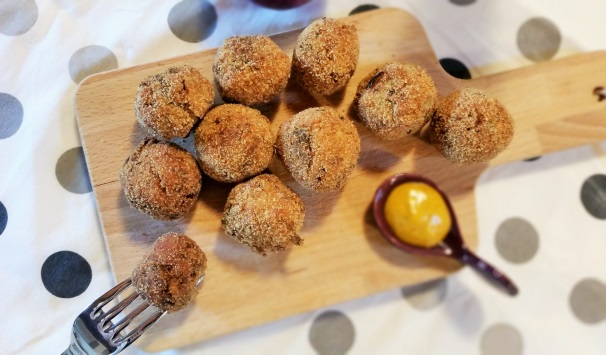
[{"xmin": 593, "ymin": 86, "xmax": 606, "ymax": 101}]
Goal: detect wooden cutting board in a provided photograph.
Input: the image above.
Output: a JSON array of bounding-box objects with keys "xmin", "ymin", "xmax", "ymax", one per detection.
[{"xmin": 75, "ymin": 8, "xmax": 606, "ymax": 352}]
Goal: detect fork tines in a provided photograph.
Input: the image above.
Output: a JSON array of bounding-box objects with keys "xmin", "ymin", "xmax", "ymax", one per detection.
[{"xmin": 84, "ymin": 278, "xmax": 165, "ymax": 348}]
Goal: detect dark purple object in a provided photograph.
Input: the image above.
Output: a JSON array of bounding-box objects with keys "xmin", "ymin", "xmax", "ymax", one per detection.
[
  {"xmin": 251, "ymin": 0, "xmax": 311, "ymax": 10},
  {"xmin": 373, "ymin": 173, "xmax": 519, "ymax": 296}
]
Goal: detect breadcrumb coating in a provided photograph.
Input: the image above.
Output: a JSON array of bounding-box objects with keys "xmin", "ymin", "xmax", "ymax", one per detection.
[
  {"xmin": 277, "ymin": 107, "xmax": 360, "ymax": 191},
  {"xmin": 355, "ymin": 62, "xmax": 437, "ymax": 139},
  {"xmin": 194, "ymin": 104, "xmax": 275, "ymax": 183},
  {"xmin": 132, "ymin": 233, "xmax": 207, "ymax": 313},
  {"xmin": 135, "ymin": 65, "xmax": 214, "ymax": 140},
  {"xmin": 222, "ymin": 174, "xmax": 305, "ymax": 255},
  {"xmin": 120, "ymin": 138, "xmax": 202, "ymax": 220},
  {"xmin": 430, "ymin": 88, "xmax": 514, "ymax": 163},
  {"xmin": 292, "ymin": 17, "xmax": 359, "ymax": 96},
  {"xmin": 213, "ymin": 35, "xmax": 290, "ymax": 106}
]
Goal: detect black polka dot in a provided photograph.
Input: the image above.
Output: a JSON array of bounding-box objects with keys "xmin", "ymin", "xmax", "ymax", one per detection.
[
  {"xmin": 0, "ymin": 201, "xmax": 7, "ymax": 236},
  {"xmin": 0, "ymin": 93, "xmax": 23, "ymax": 139},
  {"xmin": 41, "ymin": 251, "xmax": 92, "ymax": 298},
  {"xmin": 349, "ymin": 4, "xmax": 380, "ymax": 16},
  {"xmin": 439, "ymin": 58, "xmax": 472, "ymax": 80},
  {"xmin": 68, "ymin": 45, "xmax": 118, "ymax": 84},
  {"xmin": 55, "ymin": 147, "xmax": 93, "ymax": 194},
  {"xmin": 0, "ymin": 0, "xmax": 38, "ymax": 36},
  {"xmin": 168, "ymin": 0, "xmax": 217, "ymax": 43},
  {"xmin": 517, "ymin": 17, "xmax": 561, "ymax": 62},
  {"xmin": 252, "ymin": 0, "xmax": 312, "ymax": 10},
  {"xmin": 450, "ymin": 0, "xmax": 476, "ymax": 5},
  {"xmin": 309, "ymin": 310, "xmax": 355, "ymax": 355},
  {"xmin": 580, "ymin": 174, "xmax": 606, "ymax": 219}
]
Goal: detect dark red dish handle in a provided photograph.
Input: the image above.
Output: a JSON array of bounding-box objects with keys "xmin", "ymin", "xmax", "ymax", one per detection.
[{"xmin": 458, "ymin": 248, "xmax": 519, "ymax": 296}]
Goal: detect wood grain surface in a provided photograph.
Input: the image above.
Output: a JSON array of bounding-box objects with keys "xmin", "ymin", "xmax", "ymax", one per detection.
[{"xmin": 75, "ymin": 8, "xmax": 606, "ymax": 351}]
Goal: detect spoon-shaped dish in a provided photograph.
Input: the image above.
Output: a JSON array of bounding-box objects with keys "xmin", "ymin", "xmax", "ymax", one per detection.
[{"xmin": 373, "ymin": 173, "xmax": 518, "ymax": 296}]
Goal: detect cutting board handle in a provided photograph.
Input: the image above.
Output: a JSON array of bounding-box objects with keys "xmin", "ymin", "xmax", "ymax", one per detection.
[{"xmin": 451, "ymin": 51, "xmax": 606, "ymax": 165}]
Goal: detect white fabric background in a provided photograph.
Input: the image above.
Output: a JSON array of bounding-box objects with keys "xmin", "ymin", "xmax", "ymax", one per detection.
[{"xmin": 1, "ymin": 0, "xmax": 605, "ymax": 354}]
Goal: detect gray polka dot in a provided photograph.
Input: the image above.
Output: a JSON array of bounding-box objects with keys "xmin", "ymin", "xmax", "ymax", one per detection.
[
  {"xmin": 495, "ymin": 217, "xmax": 539, "ymax": 263},
  {"xmin": 68, "ymin": 45, "xmax": 118, "ymax": 84},
  {"xmin": 0, "ymin": 0, "xmax": 38, "ymax": 36},
  {"xmin": 309, "ymin": 310, "xmax": 355, "ymax": 355},
  {"xmin": 517, "ymin": 17, "xmax": 561, "ymax": 62},
  {"xmin": 55, "ymin": 147, "xmax": 92, "ymax": 194},
  {"xmin": 480, "ymin": 323, "xmax": 523, "ymax": 355},
  {"xmin": 401, "ymin": 279, "xmax": 447, "ymax": 310},
  {"xmin": 0, "ymin": 93, "xmax": 23, "ymax": 139},
  {"xmin": 569, "ymin": 278, "xmax": 606, "ymax": 324},
  {"xmin": 168, "ymin": 0, "xmax": 217, "ymax": 43},
  {"xmin": 450, "ymin": 0, "xmax": 476, "ymax": 5},
  {"xmin": 580, "ymin": 174, "xmax": 606, "ymax": 219}
]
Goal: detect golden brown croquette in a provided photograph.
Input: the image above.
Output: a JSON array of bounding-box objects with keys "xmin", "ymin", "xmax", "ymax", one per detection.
[
  {"xmin": 120, "ymin": 138, "xmax": 202, "ymax": 220},
  {"xmin": 132, "ymin": 233, "xmax": 207, "ymax": 313},
  {"xmin": 222, "ymin": 174, "xmax": 305, "ymax": 256},
  {"xmin": 292, "ymin": 17, "xmax": 359, "ymax": 96},
  {"xmin": 430, "ymin": 88, "xmax": 514, "ymax": 163},
  {"xmin": 355, "ymin": 62, "xmax": 438, "ymax": 140},
  {"xmin": 135, "ymin": 65, "xmax": 214, "ymax": 140},
  {"xmin": 213, "ymin": 35, "xmax": 290, "ymax": 106},
  {"xmin": 277, "ymin": 107, "xmax": 360, "ymax": 191},
  {"xmin": 194, "ymin": 104, "xmax": 275, "ymax": 183}
]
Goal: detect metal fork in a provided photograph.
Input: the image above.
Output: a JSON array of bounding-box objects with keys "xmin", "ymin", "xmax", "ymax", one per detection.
[{"xmin": 62, "ymin": 279, "xmax": 165, "ymax": 355}]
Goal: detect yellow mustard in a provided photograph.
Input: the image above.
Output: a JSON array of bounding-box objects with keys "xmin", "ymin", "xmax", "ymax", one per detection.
[{"xmin": 384, "ymin": 182, "xmax": 452, "ymax": 248}]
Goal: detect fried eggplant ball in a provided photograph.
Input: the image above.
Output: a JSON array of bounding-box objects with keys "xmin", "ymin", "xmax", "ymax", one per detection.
[
  {"xmin": 132, "ymin": 233, "xmax": 207, "ymax": 313},
  {"xmin": 120, "ymin": 138, "xmax": 202, "ymax": 220},
  {"xmin": 292, "ymin": 17, "xmax": 359, "ymax": 96},
  {"xmin": 222, "ymin": 174, "xmax": 305, "ymax": 255},
  {"xmin": 135, "ymin": 65, "xmax": 214, "ymax": 140},
  {"xmin": 213, "ymin": 35, "xmax": 290, "ymax": 106},
  {"xmin": 277, "ymin": 107, "xmax": 360, "ymax": 191},
  {"xmin": 194, "ymin": 104, "xmax": 274, "ymax": 183},
  {"xmin": 355, "ymin": 62, "xmax": 438, "ymax": 139},
  {"xmin": 430, "ymin": 88, "xmax": 514, "ymax": 163}
]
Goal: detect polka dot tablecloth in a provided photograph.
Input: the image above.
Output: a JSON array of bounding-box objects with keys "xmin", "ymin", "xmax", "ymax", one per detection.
[{"xmin": 2, "ymin": 0, "xmax": 606, "ymax": 354}]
